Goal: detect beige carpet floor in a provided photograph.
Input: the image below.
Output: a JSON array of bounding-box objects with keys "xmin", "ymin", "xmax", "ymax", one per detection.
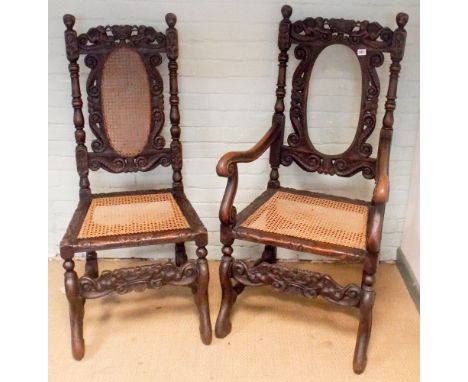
[{"xmin": 49, "ymin": 260, "xmax": 419, "ymax": 381}]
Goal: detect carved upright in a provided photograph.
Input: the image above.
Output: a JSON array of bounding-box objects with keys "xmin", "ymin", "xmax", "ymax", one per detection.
[
  {"xmin": 60, "ymin": 13, "xmax": 212, "ymax": 360},
  {"xmin": 215, "ymin": 5, "xmax": 408, "ymax": 374}
]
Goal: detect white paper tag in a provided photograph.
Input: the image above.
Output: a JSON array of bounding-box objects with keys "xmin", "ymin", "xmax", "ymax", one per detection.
[{"xmin": 357, "ymin": 48, "xmax": 367, "ymax": 56}]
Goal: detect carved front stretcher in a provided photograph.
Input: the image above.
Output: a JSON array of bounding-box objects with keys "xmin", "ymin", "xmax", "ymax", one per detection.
[
  {"xmin": 231, "ymin": 261, "xmax": 361, "ymax": 307},
  {"xmin": 215, "ymin": 5, "xmax": 408, "ymax": 375},
  {"xmin": 79, "ymin": 261, "xmax": 199, "ymax": 299}
]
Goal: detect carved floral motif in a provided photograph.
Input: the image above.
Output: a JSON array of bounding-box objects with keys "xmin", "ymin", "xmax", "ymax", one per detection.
[
  {"xmin": 291, "ymin": 17, "xmax": 394, "ymax": 49},
  {"xmin": 77, "ymin": 25, "xmax": 166, "ymax": 51},
  {"xmin": 79, "ymin": 261, "xmax": 198, "ymax": 299},
  {"xmin": 231, "ymin": 261, "xmax": 361, "ymax": 307}
]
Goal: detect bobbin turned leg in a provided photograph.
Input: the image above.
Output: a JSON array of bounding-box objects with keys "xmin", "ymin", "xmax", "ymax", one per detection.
[
  {"xmin": 85, "ymin": 251, "xmax": 98, "ymax": 279},
  {"xmin": 175, "ymin": 242, "xmax": 188, "ymax": 266},
  {"xmin": 193, "ymin": 246, "xmax": 212, "ymax": 344},
  {"xmin": 353, "ymin": 253, "xmax": 377, "ymax": 374},
  {"xmin": 215, "ymin": 243, "xmax": 236, "ymax": 338},
  {"xmin": 61, "ymin": 247, "xmax": 85, "ymax": 360}
]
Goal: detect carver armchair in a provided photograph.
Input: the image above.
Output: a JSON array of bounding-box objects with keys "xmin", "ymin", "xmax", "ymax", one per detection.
[
  {"xmin": 60, "ymin": 13, "xmax": 211, "ymax": 360},
  {"xmin": 215, "ymin": 5, "xmax": 408, "ymax": 374}
]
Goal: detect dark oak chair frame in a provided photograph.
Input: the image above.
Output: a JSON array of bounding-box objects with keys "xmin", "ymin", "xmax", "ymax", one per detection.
[
  {"xmin": 215, "ymin": 5, "xmax": 408, "ymax": 374},
  {"xmin": 60, "ymin": 13, "xmax": 212, "ymax": 360}
]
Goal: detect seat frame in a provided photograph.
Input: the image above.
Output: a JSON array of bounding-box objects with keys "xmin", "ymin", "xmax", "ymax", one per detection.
[
  {"xmin": 60, "ymin": 13, "xmax": 211, "ymax": 360},
  {"xmin": 215, "ymin": 5, "xmax": 408, "ymax": 374}
]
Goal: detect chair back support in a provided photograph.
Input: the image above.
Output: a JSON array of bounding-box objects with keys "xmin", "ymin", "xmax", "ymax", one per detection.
[
  {"xmin": 63, "ymin": 14, "xmax": 182, "ymax": 198},
  {"xmin": 270, "ymin": 6, "xmax": 408, "ymax": 181}
]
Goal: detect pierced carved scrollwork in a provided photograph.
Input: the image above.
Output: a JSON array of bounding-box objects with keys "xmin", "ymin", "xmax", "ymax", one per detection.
[
  {"xmin": 79, "ymin": 261, "xmax": 198, "ymax": 299},
  {"xmin": 279, "ymin": 16, "xmax": 399, "ymax": 179},
  {"xmin": 88, "ymin": 150, "xmax": 172, "ymax": 173},
  {"xmin": 290, "ymin": 17, "xmax": 394, "ymax": 49},
  {"xmin": 231, "ymin": 261, "xmax": 361, "ymax": 307},
  {"xmin": 77, "ymin": 25, "xmax": 167, "ymax": 52},
  {"xmin": 62, "ymin": 22, "xmax": 172, "ymax": 174}
]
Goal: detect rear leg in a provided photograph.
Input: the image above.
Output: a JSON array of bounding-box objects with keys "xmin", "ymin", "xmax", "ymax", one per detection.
[
  {"xmin": 175, "ymin": 242, "xmax": 188, "ymax": 266},
  {"xmin": 85, "ymin": 251, "xmax": 98, "ymax": 279}
]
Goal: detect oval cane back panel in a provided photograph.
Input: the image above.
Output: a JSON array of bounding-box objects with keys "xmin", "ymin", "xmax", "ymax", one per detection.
[
  {"xmin": 78, "ymin": 193, "xmax": 190, "ymax": 239},
  {"xmin": 240, "ymin": 191, "xmax": 368, "ymax": 250},
  {"xmin": 101, "ymin": 48, "xmax": 152, "ymax": 158},
  {"xmin": 75, "ymin": 24, "xmax": 171, "ymax": 173}
]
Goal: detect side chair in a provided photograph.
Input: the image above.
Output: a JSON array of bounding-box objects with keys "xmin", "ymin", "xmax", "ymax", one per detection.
[
  {"xmin": 60, "ymin": 13, "xmax": 212, "ymax": 360},
  {"xmin": 214, "ymin": 5, "xmax": 408, "ymax": 374}
]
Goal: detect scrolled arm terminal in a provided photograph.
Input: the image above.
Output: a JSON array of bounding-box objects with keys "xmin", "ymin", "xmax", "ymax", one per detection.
[
  {"xmin": 217, "ymin": 125, "xmax": 282, "ymax": 225},
  {"xmin": 216, "ymin": 125, "xmax": 281, "ymax": 177}
]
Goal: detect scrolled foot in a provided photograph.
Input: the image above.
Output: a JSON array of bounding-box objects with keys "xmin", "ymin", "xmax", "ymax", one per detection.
[
  {"xmin": 353, "ymin": 287, "xmax": 375, "ymax": 374},
  {"xmin": 71, "ymin": 332, "xmax": 85, "ymax": 360},
  {"xmin": 215, "ymin": 249, "xmax": 236, "ymax": 338},
  {"xmin": 194, "ymin": 256, "xmax": 212, "ymax": 345},
  {"xmin": 63, "ymin": 258, "xmax": 86, "ymax": 360}
]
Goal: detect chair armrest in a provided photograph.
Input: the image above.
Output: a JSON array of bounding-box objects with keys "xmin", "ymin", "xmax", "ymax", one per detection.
[
  {"xmin": 216, "ymin": 125, "xmax": 282, "ymax": 177},
  {"xmin": 217, "ymin": 125, "xmax": 281, "ymax": 225}
]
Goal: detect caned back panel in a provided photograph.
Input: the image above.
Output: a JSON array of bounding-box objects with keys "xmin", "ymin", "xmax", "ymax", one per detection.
[
  {"xmin": 100, "ymin": 47, "xmax": 152, "ymax": 158},
  {"xmin": 64, "ymin": 19, "xmax": 177, "ymax": 176}
]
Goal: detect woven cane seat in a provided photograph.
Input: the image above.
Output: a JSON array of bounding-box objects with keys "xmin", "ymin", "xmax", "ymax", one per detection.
[
  {"xmin": 78, "ymin": 192, "xmax": 189, "ymax": 239},
  {"xmin": 235, "ymin": 188, "xmax": 369, "ymax": 258},
  {"xmin": 61, "ymin": 190, "xmax": 206, "ymax": 252}
]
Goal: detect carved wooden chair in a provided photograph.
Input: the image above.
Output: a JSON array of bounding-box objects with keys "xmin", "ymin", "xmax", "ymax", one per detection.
[
  {"xmin": 60, "ymin": 13, "xmax": 211, "ymax": 360},
  {"xmin": 215, "ymin": 5, "xmax": 408, "ymax": 374}
]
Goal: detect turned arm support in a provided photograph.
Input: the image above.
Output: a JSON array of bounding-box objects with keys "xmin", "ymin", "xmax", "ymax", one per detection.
[
  {"xmin": 368, "ymin": 128, "xmax": 392, "ymax": 253},
  {"xmin": 372, "ymin": 133, "xmax": 391, "ymax": 205},
  {"xmin": 367, "ymin": 13, "xmax": 408, "ymax": 254},
  {"xmin": 217, "ymin": 125, "xmax": 282, "ymax": 225}
]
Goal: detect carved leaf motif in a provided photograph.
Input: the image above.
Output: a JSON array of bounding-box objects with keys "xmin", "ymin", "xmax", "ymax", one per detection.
[
  {"xmin": 79, "ymin": 261, "xmax": 198, "ymax": 299},
  {"xmin": 291, "ymin": 17, "xmax": 394, "ymax": 48},
  {"xmin": 231, "ymin": 261, "xmax": 361, "ymax": 307},
  {"xmin": 78, "ymin": 25, "xmax": 166, "ymax": 51}
]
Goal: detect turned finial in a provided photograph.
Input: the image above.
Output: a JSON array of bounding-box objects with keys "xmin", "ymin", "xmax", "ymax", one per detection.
[
  {"xmin": 63, "ymin": 14, "xmax": 75, "ymax": 30},
  {"xmin": 166, "ymin": 13, "xmax": 177, "ymax": 28},
  {"xmin": 396, "ymin": 12, "xmax": 408, "ymax": 29},
  {"xmin": 281, "ymin": 5, "xmax": 292, "ymax": 19}
]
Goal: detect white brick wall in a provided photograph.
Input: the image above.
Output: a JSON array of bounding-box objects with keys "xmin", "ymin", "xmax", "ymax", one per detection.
[{"xmin": 48, "ymin": 0, "xmax": 420, "ymax": 261}]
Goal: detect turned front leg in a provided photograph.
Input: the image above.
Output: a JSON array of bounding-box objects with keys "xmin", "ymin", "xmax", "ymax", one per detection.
[
  {"xmin": 61, "ymin": 248, "xmax": 85, "ymax": 360},
  {"xmin": 353, "ymin": 253, "xmax": 377, "ymax": 374},
  {"xmin": 194, "ymin": 246, "xmax": 212, "ymax": 344},
  {"xmin": 215, "ymin": 243, "xmax": 237, "ymax": 338}
]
